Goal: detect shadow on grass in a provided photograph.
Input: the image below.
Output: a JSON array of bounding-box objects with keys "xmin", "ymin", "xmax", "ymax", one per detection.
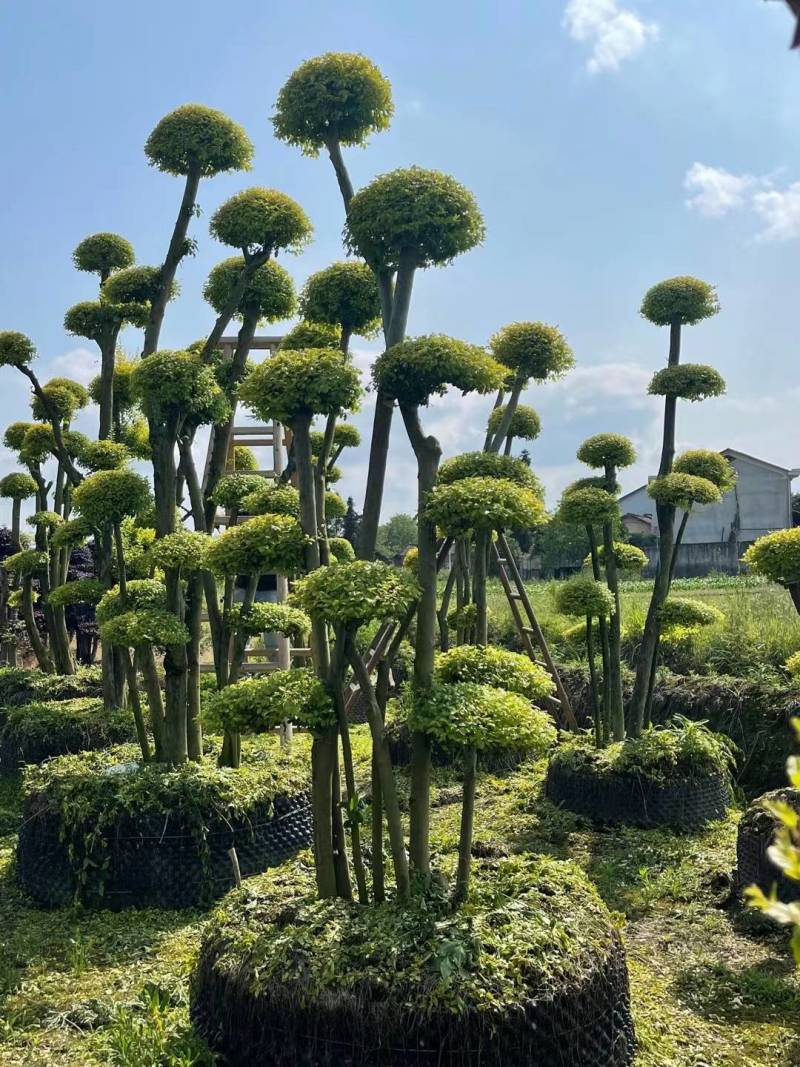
[{"xmin": 672, "ymin": 958, "xmax": 800, "ymax": 1023}]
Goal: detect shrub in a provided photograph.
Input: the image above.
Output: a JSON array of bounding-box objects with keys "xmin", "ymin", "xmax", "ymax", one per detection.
[
  {"xmin": 577, "ymin": 433, "xmax": 636, "ymax": 470},
  {"xmin": 673, "ymin": 449, "xmax": 737, "ymax": 491},
  {"xmin": 100, "ymin": 609, "xmax": 189, "ymax": 649},
  {"xmin": 102, "ymin": 265, "xmax": 177, "ymax": 306},
  {"xmin": 555, "ymin": 575, "xmax": 615, "ymax": 619},
  {"xmin": 145, "ymin": 104, "xmax": 253, "ymax": 177},
  {"xmin": 204, "ymin": 514, "xmax": 308, "ymax": 578},
  {"xmin": 73, "ymin": 232, "xmax": 134, "ymax": 276},
  {"xmin": 425, "ymin": 477, "xmax": 546, "ymax": 535},
  {"xmin": 660, "ymin": 597, "xmax": 724, "ymax": 628},
  {"xmin": 329, "ymin": 536, "xmax": 356, "ymax": 562},
  {"xmin": 225, "ymin": 602, "xmax": 310, "ymax": 641},
  {"xmin": 373, "ymin": 335, "xmax": 505, "ymax": 406},
  {"xmin": 96, "ymin": 579, "xmax": 167, "ymax": 624},
  {"xmin": 300, "ymin": 261, "xmax": 381, "ymax": 337},
  {"xmin": 437, "ymin": 451, "xmax": 541, "ymax": 491},
  {"xmin": 435, "ymin": 645, "xmax": 554, "ymax": 701},
  {"xmin": 648, "ymin": 364, "xmax": 726, "ymax": 402},
  {"xmin": 211, "ymin": 473, "xmax": 265, "ymax": 510},
  {"xmin": 647, "ymin": 473, "xmax": 721, "ymax": 509},
  {"xmin": 489, "ymin": 322, "xmax": 574, "ymax": 381},
  {"xmin": 240, "ymin": 349, "xmax": 361, "ymax": 423},
  {"xmin": 0, "ymin": 698, "xmax": 134, "ymax": 767},
  {"xmin": 206, "ymin": 669, "xmax": 335, "ymax": 734},
  {"xmin": 743, "ymin": 529, "xmax": 800, "ymax": 587},
  {"xmin": 0, "ymin": 331, "xmax": 36, "ymax": 367},
  {"xmin": 290, "ymin": 560, "xmax": 419, "ymax": 626},
  {"xmin": 486, "ymin": 403, "xmax": 541, "ymax": 441}
]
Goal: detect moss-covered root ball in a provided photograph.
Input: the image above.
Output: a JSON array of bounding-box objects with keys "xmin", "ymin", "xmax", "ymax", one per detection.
[
  {"xmin": 72, "ymin": 232, "xmax": 135, "ymax": 278},
  {"xmin": 203, "ymin": 256, "xmax": 297, "ymax": 324},
  {"xmin": 191, "ymin": 855, "xmax": 636, "ymax": 1066},
  {"xmin": 490, "ymin": 322, "xmax": 574, "ymax": 382},
  {"xmin": 299, "ymin": 261, "xmax": 381, "ymax": 338},
  {"xmin": 145, "ymin": 103, "xmax": 253, "ymax": 177},
  {"xmin": 344, "ymin": 167, "xmax": 485, "ymax": 270},
  {"xmin": 273, "ymin": 52, "xmax": 393, "ymax": 154},
  {"xmin": 640, "ymin": 276, "xmax": 720, "ymax": 326}
]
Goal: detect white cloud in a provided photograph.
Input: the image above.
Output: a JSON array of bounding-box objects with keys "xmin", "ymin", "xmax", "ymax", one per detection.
[
  {"xmin": 752, "ymin": 182, "xmax": 800, "ymax": 242},
  {"xmin": 564, "ymin": 0, "xmax": 658, "ymax": 73},
  {"xmin": 684, "ymin": 162, "xmax": 760, "ymax": 218},
  {"xmin": 685, "ymin": 163, "xmax": 800, "ymax": 242},
  {"xmin": 548, "ymin": 361, "xmax": 655, "ymax": 418},
  {"xmin": 43, "ymin": 347, "xmax": 99, "ymax": 388}
]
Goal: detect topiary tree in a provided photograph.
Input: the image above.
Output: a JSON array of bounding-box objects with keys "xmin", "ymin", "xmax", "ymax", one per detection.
[
  {"xmin": 487, "ymin": 403, "xmax": 541, "ymax": 455},
  {"xmin": 300, "ymin": 261, "xmax": 381, "ymax": 353},
  {"xmin": 629, "ymin": 277, "xmax": 723, "ymax": 736},
  {"xmin": 744, "ymin": 528, "xmax": 800, "ymax": 615},
  {"xmin": 555, "ymin": 574, "xmax": 615, "ymax": 745}
]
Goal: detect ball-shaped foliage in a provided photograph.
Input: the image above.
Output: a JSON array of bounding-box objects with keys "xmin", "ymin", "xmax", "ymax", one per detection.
[
  {"xmin": 148, "ymin": 531, "xmax": 210, "ymax": 573},
  {"xmin": 647, "ymin": 473, "xmax": 721, "ymax": 509},
  {"xmin": 119, "ymin": 418, "xmax": 151, "ymax": 460},
  {"xmin": 101, "ymin": 609, "xmax": 189, "ymax": 649},
  {"xmin": 132, "ymin": 349, "xmax": 226, "ymax": 423},
  {"xmin": 19, "ymin": 424, "xmax": 55, "ymax": 465},
  {"xmin": 672, "ymin": 450, "xmax": 737, "ymax": 492},
  {"xmin": 555, "ymin": 575, "xmax": 615, "ymax": 619},
  {"xmin": 73, "ymin": 232, "xmax": 135, "ymax": 277},
  {"xmin": 325, "ymin": 465, "xmax": 343, "ymax": 485},
  {"xmin": 31, "ymin": 384, "xmax": 82, "ymax": 425},
  {"xmin": 207, "ymin": 668, "xmax": 335, "ymax": 735},
  {"xmin": 50, "ymin": 517, "xmax": 92, "ymax": 550},
  {"xmin": 373, "ymin": 335, "xmax": 505, "ymax": 406},
  {"xmin": 76, "ymin": 439, "xmax": 131, "ymax": 472},
  {"xmin": 232, "ymin": 445, "xmax": 258, "ymax": 472},
  {"xmin": 586, "ymin": 542, "xmax": 649, "ymax": 572},
  {"xmin": 785, "ymin": 651, "xmax": 800, "ymax": 681},
  {"xmin": 240, "ymin": 482, "xmax": 300, "ymax": 518},
  {"xmin": 226, "ymin": 602, "xmax": 311, "ymax": 641},
  {"xmin": 641, "ymin": 276, "xmax": 719, "ymax": 326},
  {"xmin": 648, "ymin": 364, "xmax": 725, "ymax": 402},
  {"xmin": 144, "ymin": 104, "xmax": 253, "ymax": 177},
  {"xmin": 0, "ymin": 331, "xmax": 35, "ymax": 368},
  {"xmin": 425, "ymin": 477, "xmax": 547, "ymax": 535},
  {"xmin": 3, "ymin": 549, "xmax": 48, "ymax": 577},
  {"xmin": 487, "ymin": 403, "xmax": 541, "ymax": 442},
  {"xmin": 743, "ymin": 528, "xmax": 800, "ymax": 587},
  {"xmin": 273, "ymin": 52, "xmax": 393, "ymax": 154},
  {"xmin": 96, "ymin": 579, "xmax": 167, "ymax": 625},
  {"xmin": 64, "ymin": 300, "xmax": 148, "ymax": 341},
  {"xmin": 27, "ymin": 510, "xmax": 63, "ymax": 530},
  {"xmin": 659, "ymin": 597, "xmax": 723, "ymax": 629},
  {"xmin": 88, "ymin": 357, "xmax": 139, "ymax": 412},
  {"xmin": 3, "ymin": 422, "xmax": 35, "ymax": 452},
  {"xmin": 0, "ymin": 472, "xmax": 37, "ymax": 500},
  {"xmin": 437, "ymin": 451, "xmax": 541, "ymax": 493},
  {"xmin": 577, "ymin": 433, "xmax": 636, "ymax": 471},
  {"xmin": 73, "ymin": 469, "xmax": 151, "ymax": 528},
  {"xmin": 332, "ymin": 421, "xmax": 361, "ymax": 449},
  {"xmin": 279, "ymin": 321, "xmax": 341, "ymax": 351},
  {"xmin": 209, "ymin": 188, "xmax": 311, "ymax": 254},
  {"xmin": 240, "ymin": 349, "xmax": 361, "ymax": 423},
  {"xmin": 328, "ymin": 536, "xmax": 356, "ymax": 563},
  {"xmin": 203, "ymin": 256, "xmax": 297, "ymax": 324},
  {"xmin": 300, "ymin": 261, "xmax": 381, "ymax": 337},
  {"xmin": 435, "ymin": 644, "xmax": 555, "ymax": 702},
  {"xmin": 403, "ymin": 681, "xmax": 558, "ymax": 753},
  {"xmin": 558, "ymin": 486, "xmax": 619, "ymax": 527},
  {"xmin": 291, "ymin": 559, "xmax": 419, "ymax": 626},
  {"xmin": 325, "ymin": 491, "xmax": 347, "ymax": 519},
  {"xmin": 344, "ymin": 167, "xmax": 484, "ymax": 270},
  {"xmin": 47, "ymin": 578, "xmax": 106, "ymax": 609},
  {"xmin": 211, "ymin": 473, "xmax": 266, "ymax": 511},
  {"xmin": 204, "ymin": 514, "xmax": 308, "ymax": 578},
  {"xmin": 402, "ymin": 546, "xmax": 418, "ymax": 572},
  {"xmin": 490, "ymin": 323, "xmax": 574, "ymax": 382},
  {"xmin": 102, "ymin": 265, "xmax": 177, "ymax": 307}
]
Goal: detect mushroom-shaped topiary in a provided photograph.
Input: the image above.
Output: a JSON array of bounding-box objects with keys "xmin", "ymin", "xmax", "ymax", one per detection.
[
  {"xmin": 73, "ymin": 469, "xmax": 151, "ymax": 530},
  {"xmin": 3, "ymin": 422, "xmax": 35, "ymax": 451},
  {"xmin": 240, "ymin": 482, "xmax": 300, "ymax": 518},
  {"xmin": 225, "ymin": 602, "xmax": 311, "ymax": 642},
  {"xmin": 290, "ymin": 560, "xmax": 419, "ymax": 628},
  {"xmin": 96, "ymin": 579, "xmax": 167, "ymax": 624},
  {"xmin": 373, "ymin": 335, "xmax": 506, "ymax": 407},
  {"xmin": 204, "ymin": 514, "xmax": 308, "ymax": 578},
  {"xmin": 203, "ymin": 256, "xmax": 297, "ymax": 324},
  {"xmin": 435, "ymin": 645, "xmax": 554, "ymax": 702},
  {"xmin": 30, "ymin": 382, "xmax": 85, "ymax": 425},
  {"xmin": 210, "ymin": 473, "xmax": 270, "ymax": 512},
  {"xmin": 0, "ymin": 331, "xmax": 36, "ymax": 368},
  {"xmin": 232, "ymin": 445, "xmax": 258, "ymax": 472},
  {"xmin": 585, "ymin": 542, "xmax": 649, "ymax": 572},
  {"xmin": 19, "ymin": 424, "xmax": 56, "ymax": 465},
  {"xmin": 659, "ymin": 597, "xmax": 723, "ymax": 628},
  {"xmin": 102, "ymin": 265, "xmax": 177, "ymax": 307},
  {"xmin": 555, "ymin": 575, "xmax": 616, "ymax": 620},
  {"xmin": 325, "ymin": 491, "xmax": 347, "ymax": 520},
  {"xmin": 490, "ymin": 322, "xmax": 574, "ymax": 383},
  {"xmin": 558, "ymin": 486, "xmax": 619, "ymax": 527},
  {"xmin": 100, "ymin": 609, "xmax": 190, "ymax": 649},
  {"xmin": 64, "ymin": 300, "xmax": 148, "ymax": 342},
  {"xmin": 3, "ymin": 549, "xmax": 49, "ymax": 577},
  {"xmin": 425, "ymin": 477, "xmax": 547, "ymax": 536},
  {"xmin": 577, "ymin": 433, "xmax": 636, "ymax": 471},
  {"xmin": 239, "ymin": 349, "xmax": 361, "ymax": 425},
  {"xmin": 743, "ymin": 529, "xmax": 800, "ymax": 609},
  {"xmin": 673, "ymin": 449, "xmax": 737, "ymax": 491},
  {"xmin": 148, "ymin": 531, "xmax": 210, "ymax": 573},
  {"xmin": 119, "ymin": 419, "xmax": 151, "ymax": 461},
  {"xmin": 0, "ymin": 472, "xmax": 37, "ymax": 500},
  {"xmin": 300, "ymin": 261, "xmax": 381, "ymax": 341},
  {"xmin": 345, "ymin": 167, "xmax": 485, "ymax": 271},
  {"xmin": 27, "ymin": 511, "xmax": 63, "ymax": 531},
  {"xmin": 401, "ymin": 679, "xmax": 557, "ymax": 901},
  {"xmin": 144, "ymin": 104, "xmax": 253, "ymax": 177},
  {"xmin": 89, "ymin": 357, "xmax": 138, "ymax": 412},
  {"xmin": 273, "ymin": 52, "xmax": 393, "ymax": 154},
  {"xmin": 641, "ymin": 276, "xmax": 719, "ymax": 326},
  {"xmin": 647, "ymin": 473, "xmax": 721, "ymax": 509},
  {"xmin": 209, "ymin": 188, "xmax": 311, "ymax": 255},
  {"xmin": 329, "ymin": 536, "xmax": 356, "ymax": 563},
  {"xmin": 75, "ymin": 439, "xmax": 132, "ymax": 472},
  {"xmin": 207, "ymin": 668, "xmax": 335, "ymax": 735},
  {"xmin": 437, "ymin": 451, "xmax": 542, "ymax": 492},
  {"xmin": 50, "ymin": 517, "xmax": 92, "ymax": 550},
  {"xmin": 132, "ymin": 349, "xmax": 228, "ymax": 425},
  {"xmin": 73, "ymin": 232, "xmax": 135, "ymax": 279},
  {"xmin": 648, "ymin": 364, "xmax": 726, "ymax": 402},
  {"xmin": 47, "ymin": 578, "xmax": 106, "ymax": 609},
  {"xmin": 279, "ymin": 321, "xmax": 341, "ymax": 351},
  {"xmin": 487, "ymin": 403, "xmax": 541, "ymax": 442}
]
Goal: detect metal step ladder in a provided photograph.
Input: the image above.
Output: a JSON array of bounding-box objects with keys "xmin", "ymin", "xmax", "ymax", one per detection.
[{"xmin": 491, "ymin": 533, "xmax": 577, "ymax": 730}]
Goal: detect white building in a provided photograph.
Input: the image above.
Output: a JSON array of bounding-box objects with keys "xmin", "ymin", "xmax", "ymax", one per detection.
[{"xmin": 618, "ymin": 448, "xmax": 799, "ymax": 576}]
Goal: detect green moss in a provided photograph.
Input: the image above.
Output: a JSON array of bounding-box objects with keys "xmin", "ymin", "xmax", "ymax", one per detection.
[
  {"xmin": 0, "ymin": 697, "xmax": 134, "ymax": 768},
  {"xmin": 0, "ymin": 665, "xmax": 103, "ymax": 707}
]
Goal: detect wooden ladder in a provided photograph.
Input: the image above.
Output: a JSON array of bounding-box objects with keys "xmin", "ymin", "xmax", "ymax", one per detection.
[{"xmin": 491, "ymin": 533, "xmax": 577, "ymax": 730}]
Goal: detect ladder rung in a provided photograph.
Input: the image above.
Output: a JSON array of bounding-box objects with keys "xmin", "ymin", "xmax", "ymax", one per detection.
[
  {"xmin": 510, "ymin": 593, "xmax": 523, "ymax": 600},
  {"xmin": 232, "ymin": 425, "xmax": 275, "ymax": 435},
  {"xmin": 231, "ymin": 437, "xmax": 273, "ymax": 447}
]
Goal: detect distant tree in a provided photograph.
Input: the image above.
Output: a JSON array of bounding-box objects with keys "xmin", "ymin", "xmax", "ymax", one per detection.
[
  {"xmin": 375, "ymin": 513, "xmax": 417, "ymax": 558},
  {"xmin": 342, "ymin": 496, "xmax": 360, "ymax": 547}
]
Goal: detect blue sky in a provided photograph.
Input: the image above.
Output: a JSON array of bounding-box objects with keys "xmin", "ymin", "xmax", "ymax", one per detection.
[{"xmin": 1, "ymin": 0, "xmax": 798, "ymax": 521}]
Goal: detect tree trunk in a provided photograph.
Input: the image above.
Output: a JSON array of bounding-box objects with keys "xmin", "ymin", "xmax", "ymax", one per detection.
[
  {"xmin": 601, "ymin": 465, "xmax": 624, "ymax": 741},
  {"xmin": 453, "ymin": 746, "xmax": 477, "ymax": 906},
  {"xmin": 123, "ymin": 648, "xmax": 151, "ymax": 761},
  {"xmin": 473, "ymin": 530, "xmax": 490, "ymax": 645},
  {"xmin": 586, "ymin": 617, "xmax": 602, "ymax": 748},
  {"xmin": 138, "ymin": 645, "xmax": 165, "ymax": 761},
  {"xmin": 22, "ymin": 576, "xmax": 54, "ymax": 672},
  {"xmin": 98, "ymin": 327, "xmax": 121, "ymax": 441},
  {"xmin": 185, "ymin": 572, "xmax": 203, "ymax": 762}
]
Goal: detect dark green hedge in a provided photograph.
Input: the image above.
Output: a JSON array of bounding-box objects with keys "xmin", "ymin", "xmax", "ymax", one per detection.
[{"xmin": 0, "ymin": 696, "xmax": 134, "ymax": 771}]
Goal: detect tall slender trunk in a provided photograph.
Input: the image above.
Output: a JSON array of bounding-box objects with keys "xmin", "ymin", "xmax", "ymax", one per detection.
[
  {"xmin": 98, "ymin": 327, "xmax": 121, "ymax": 441},
  {"xmin": 602, "ymin": 463, "xmax": 624, "ymax": 741},
  {"xmin": 185, "ymin": 573, "xmax": 203, "ymax": 762},
  {"xmin": 587, "ymin": 527, "xmax": 611, "ymax": 741},
  {"xmin": 487, "ymin": 373, "xmax": 524, "ymax": 453},
  {"xmin": 586, "ymin": 618, "xmax": 602, "ymax": 748},
  {"xmin": 453, "ymin": 746, "xmax": 477, "ymax": 906},
  {"xmin": 138, "ymin": 645, "xmax": 165, "ymax": 761},
  {"xmin": 22, "ymin": 576, "xmax": 54, "ymax": 672},
  {"xmin": 473, "ymin": 531, "xmax": 490, "ymax": 645}
]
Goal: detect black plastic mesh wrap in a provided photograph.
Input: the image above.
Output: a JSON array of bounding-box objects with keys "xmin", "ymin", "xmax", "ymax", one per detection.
[
  {"xmin": 546, "ymin": 759, "xmax": 729, "ymax": 830},
  {"xmin": 17, "ymin": 789, "xmax": 312, "ymax": 909},
  {"xmin": 736, "ymin": 787, "xmax": 800, "ymax": 902}
]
